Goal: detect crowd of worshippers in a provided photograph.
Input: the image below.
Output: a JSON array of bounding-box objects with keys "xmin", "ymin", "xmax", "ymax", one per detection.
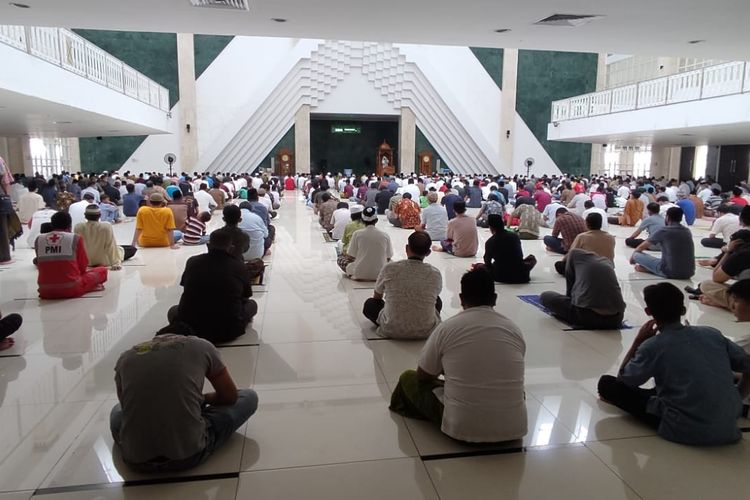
[{"xmin": 2, "ymin": 169, "xmax": 750, "ymax": 473}]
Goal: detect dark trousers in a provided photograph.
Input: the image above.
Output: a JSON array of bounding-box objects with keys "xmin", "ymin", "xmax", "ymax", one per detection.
[
  {"xmin": 539, "ymin": 291, "xmax": 624, "ymax": 329},
  {"xmin": 597, "ymin": 375, "xmax": 660, "ymax": 428},
  {"xmin": 701, "ymin": 237, "xmax": 725, "ymax": 249},
  {"xmin": 264, "ymin": 225, "xmax": 276, "ymax": 253},
  {"xmin": 0, "ymin": 313, "xmax": 22, "ymax": 341},
  {"xmin": 607, "ymin": 216, "xmax": 621, "ymax": 225},
  {"xmin": 625, "ymin": 237, "xmax": 645, "ymax": 248},
  {"xmin": 122, "ymin": 245, "xmax": 137, "ymax": 261},
  {"xmin": 363, "ymin": 296, "xmax": 443, "ymax": 326},
  {"xmin": 168, "ymin": 300, "xmax": 258, "ymax": 343},
  {"xmin": 543, "ymin": 235, "xmax": 566, "ymax": 254}
]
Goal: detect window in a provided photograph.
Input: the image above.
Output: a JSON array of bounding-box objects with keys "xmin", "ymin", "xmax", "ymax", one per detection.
[{"xmin": 30, "ymin": 137, "xmax": 72, "ymax": 178}]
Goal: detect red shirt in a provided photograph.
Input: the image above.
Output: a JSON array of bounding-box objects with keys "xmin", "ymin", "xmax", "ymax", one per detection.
[
  {"xmin": 534, "ymin": 190, "xmax": 552, "ymax": 212},
  {"xmin": 35, "ymin": 231, "xmax": 90, "ymax": 299},
  {"xmin": 731, "ymin": 196, "xmax": 748, "ymax": 206}
]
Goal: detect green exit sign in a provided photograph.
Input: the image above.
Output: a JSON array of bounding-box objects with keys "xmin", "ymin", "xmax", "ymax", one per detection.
[{"xmin": 331, "ymin": 125, "xmax": 361, "ymax": 134}]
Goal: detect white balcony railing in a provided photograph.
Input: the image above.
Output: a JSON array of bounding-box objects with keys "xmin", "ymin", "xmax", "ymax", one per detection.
[
  {"xmin": 551, "ymin": 60, "xmax": 750, "ymax": 122},
  {"xmin": 0, "ymin": 25, "xmax": 170, "ymax": 112}
]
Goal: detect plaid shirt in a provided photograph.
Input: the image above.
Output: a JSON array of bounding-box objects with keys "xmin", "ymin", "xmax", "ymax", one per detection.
[
  {"xmin": 551, "ymin": 212, "xmax": 587, "ymax": 251},
  {"xmin": 395, "ymin": 199, "xmax": 422, "ymax": 229}
]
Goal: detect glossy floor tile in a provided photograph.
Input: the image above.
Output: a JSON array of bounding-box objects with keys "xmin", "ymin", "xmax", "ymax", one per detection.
[
  {"xmin": 0, "ymin": 194, "xmax": 745, "ymax": 498},
  {"xmin": 237, "ymin": 458, "xmax": 438, "ymax": 500}
]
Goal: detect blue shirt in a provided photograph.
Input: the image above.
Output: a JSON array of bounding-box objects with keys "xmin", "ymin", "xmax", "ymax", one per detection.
[
  {"xmin": 441, "ymin": 193, "xmax": 461, "ymax": 219},
  {"xmin": 648, "ymin": 224, "xmax": 695, "ymax": 278},
  {"xmin": 619, "ymin": 323, "xmax": 750, "ymax": 445},
  {"xmin": 677, "ymin": 199, "xmax": 696, "ymax": 225},
  {"xmin": 122, "ymin": 193, "xmax": 143, "ymax": 217},
  {"xmin": 239, "ymin": 208, "xmax": 268, "ymax": 260}
]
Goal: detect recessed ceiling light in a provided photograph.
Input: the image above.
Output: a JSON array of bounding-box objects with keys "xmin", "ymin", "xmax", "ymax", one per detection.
[
  {"xmin": 8, "ymin": 2, "xmax": 30, "ymax": 7},
  {"xmin": 687, "ymin": 39, "xmax": 705, "ymax": 44},
  {"xmin": 494, "ymin": 29, "xmax": 511, "ymax": 33},
  {"xmin": 271, "ymin": 18, "xmax": 287, "ymax": 23}
]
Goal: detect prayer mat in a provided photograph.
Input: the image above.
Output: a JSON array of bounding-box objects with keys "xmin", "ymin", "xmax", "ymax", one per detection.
[{"xmin": 517, "ymin": 294, "xmax": 632, "ymax": 330}]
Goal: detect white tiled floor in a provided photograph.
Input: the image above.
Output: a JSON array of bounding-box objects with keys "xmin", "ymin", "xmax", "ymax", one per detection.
[{"xmin": 0, "ymin": 193, "xmax": 747, "ymax": 499}]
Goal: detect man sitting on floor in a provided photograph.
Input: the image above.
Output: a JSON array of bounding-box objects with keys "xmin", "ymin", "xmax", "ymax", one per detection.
[
  {"xmin": 419, "ymin": 192, "xmax": 448, "ymax": 241},
  {"xmin": 631, "ymin": 206, "xmax": 695, "ymax": 279},
  {"xmin": 111, "ymin": 321, "xmax": 258, "ymax": 472},
  {"xmin": 183, "ymin": 212, "xmax": 212, "ymax": 246},
  {"xmin": 132, "ymin": 193, "xmax": 181, "ymax": 249},
  {"xmin": 74, "ymin": 204, "xmax": 136, "ymax": 270},
  {"xmin": 318, "ymin": 192, "xmax": 338, "ymax": 232},
  {"xmin": 331, "ymin": 201, "xmax": 351, "ymax": 241},
  {"xmin": 434, "ymin": 201, "xmax": 478, "ymax": 257},
  {"xmin": 0, "ymin": 310, "xmax": 22, "ymax": 352},
  {"xmin": 477, "ymin": 214, "xmax": 536, "ymax": 284},
  {"xmin": 475, "ymin": 192, "xmax": 505, "ymax": 228},
  {"xmin": 608, "ymin": 190, "xmax": 644, "ymax": 227},
  {"xmin": 693, "ymin": 230, "xmax": 750, "ymax": 309},
  {"xmin": 510, "ymin": 199, "xmax": 542, "ymax": 240},
  {"xmin": 597, "ymin": 282, "xmax": 750, "ymax": 446},
  {"xmin": 540, "ymin": 248, "xmax": 626, "ymax": 329},
  {"xmin": 168, "ymin": 230, "xmax": 258, "ymax": 344},
  {"xmin": 625, "ymin": 202, "xmax": 664, "ymax": 249},
  {"xmin": 389, "ymin": 268, "xmax": 527, "ymax": 443},
  {"xmin": 554, "ymin": 212, "xmax": 615, "ymax": 274},
  {"xmin": 35, "ymin": 211, "xmax": 108, "ymax": 299},
  {"xmin": 543, "ymin": 207, "xmax": 587, "ymax": 255},
  {"xmin": 363, "ymin": 231, "xmax": 442, "ymax": 339},
  {"xmin": 702, "ymin": 204, "xmax": 741, "ymax": 249},
  {"xmin": 393, "ymin": 192, "xmax": 422, "ymax": 229},
  {"xmin": 338, "ymin": 206, "xmax": 393, "ymax": 281}
]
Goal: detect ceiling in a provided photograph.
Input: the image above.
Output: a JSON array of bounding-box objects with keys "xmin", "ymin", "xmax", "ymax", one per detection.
[
  {"xmin": 553, "ymin": 123, "xmax": 750, "ymax": 148},
  {"xmin": 0, "ymin": 88, "xmax": 168, "ymax": 138},
  {"xmin": 1, "ymin": 0, "xmax": 749, "ymax": 60}
]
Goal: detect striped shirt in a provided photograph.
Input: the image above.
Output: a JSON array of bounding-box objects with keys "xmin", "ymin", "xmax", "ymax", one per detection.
[{"xmin": 183, "ymin": 217, "xmax": 206, "ymax": 245}]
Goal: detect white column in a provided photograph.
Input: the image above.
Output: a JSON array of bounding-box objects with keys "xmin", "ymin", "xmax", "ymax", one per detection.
[
  {"xmin": 0, "ymin": 137, "xmax": 30, "ymax": 175},
  {"xmin": 68, "ymin": 138, "xmax": 82, "ymax": 172},
  {"xmin": 295, "ymin": 104, "xmax": 311, "ymax": 174},
  {"xmin": 650, "ymin": 146, "xmax": 681, "ymax": 179},
  {"xmin": 399, "ymin": 107, "xmax": 416, "ymax": 175},
  {"xmin": 177, "ymin": 33, "xmax": 199, "ymax": 174},
  {"xmin": 590, "ymin": 52, "xmax": 608, "ymax": 175},
  {"xmin": 500, "ymin": 49, "xmax": 518, "ymax": 173}
]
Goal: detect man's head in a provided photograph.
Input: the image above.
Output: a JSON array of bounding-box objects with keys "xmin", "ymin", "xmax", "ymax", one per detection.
[
  {"xmin": 583, "ymin": 200, "xmax": 594, "ymax": 210},
  {"xmin": 732, "ymin": 187, "xmax": 743, "ymax": 197},
  {"xmin": 126, "ymin": 183, "xmax": 135, "ymax": 194},
  {"xmin": 50, "ymin": 211, "xmax": 72, "ymax": 231},
  {"xmin": 728, "ymin": 280, "xmax": 750, "ymax": 322},
  {"xmin": 454, "ymin": 200, "xmax": 467, "ymax": 215},
  {"xmin": 82, "ymin": 192, "xmax": 95, "ymax": 203},
  {"xmin": 427, "ymin": 192, "xmax": 439, "ymax": 204},
  {"xmin": 402, "ymin": 192, "xmax": 412, "ymax": 200},
  {"xmin": 656, "ymin": 195, "xmax": 669, "ymax": 204},
  {"xmin": 207, "ymin": 228, "xmax": 234, "ymax": 253},
  {"xmin": 406, "ymin": 231, "xmax": 432, "ymax": 259},
  {"xmin": 247, "ymin": 188, "xmax": 259, "ymax": 201},
  {"xmin": 487, "ymin": 213, "xmax": 504, "ymax": 234},
  {"xmin": 321, "ymin": 192, "xmax": 332, "ymax": 203},
  {"xmin": 149, "ymin": 193, "xmax": 165, "ymax": 206},
  {"xmin": 555, "ymin": 207, "xmax": 568, "ymax": 217},
  {"xmin": 200, "ymin": 183, "xmax": 208, "ymax": 191},
  {"xmin": 665, "ymin": 206, "xmax": 684, "ymax": 225},
  {"xmin": 222, "ymin": 205, "xmax": 242, "ymax": 226},
  {"xmin": 84, "ymin": 204, "xmax": 101, "ymax": 222},
  {"xmin": 716, "ymin": 204, "xmax": 733, "ymax": 216},
  {"xmin": 646, "ymin": 202, "xmax": 660, "ymax": 216},
  {"xmin": 28, "ymin": 180, "xmax": 38, "ymax": 192},
  {"xmin": 199, "ymin": 211, "xmax": 212, "ymax": 223},
  {"xmin": 459, "ymin": 268, "xmax": 497, "ymax": 309},
  {"xmin": 336, "ymin": 201, "xmax": 349, "ymax": 210},
  {"xmin": 643, "ymin": 282, "xmax": 686, "ymax": 324},
  {"xmin": 585, "ymin": 212, "xmax": 603, "ymax": 231},
  {"xmin": 350, "ymin": 205, "xmax": 364, "ymax": 221},
  {"xmin": 741, "ymin": 206, "xmax": 750, "ymax": 227},
  {"xmin": 361, "ymin": 206, "xmax": 378, "ymax": 226}
]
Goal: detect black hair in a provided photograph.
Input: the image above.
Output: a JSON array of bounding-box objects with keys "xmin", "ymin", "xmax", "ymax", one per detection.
[
  {"xmin": 646, "ymin": 202, "xmax": 660, "ymax": 215},
  {"xmin": 337, "ymin": 202, "xmax": 349, "ymax": 209},
  {"xmin": 407, "ymin": 231, "xmax": 432, "ymax": 256},
  {"xmin": 50, "ymin": 211, "xmax": 71, "ymax": 230},
  {"xmin": 643, "ymin": 283, "xmax": 684, "ymax": 323},
  {"xmin": 585, "ymin": 212, "xmax": 603, "ymax": 230},
  {"xmin": 223, "ymin": 205, "xmax": 241, "ymax": 225},
  {"xmin": 460, "ymin": 268, "xmax": 497, "ymax": 307},
  {"xmin": 728, "ymin": 280, "xmax": 750, "ymax": 302},
  {"xmin": 666, "ymin": 206, "xmax": 683, "ymax": 224},
  {"xmin": 454, "ymin": 200, "xmax": 467, "ymax": 214},
  {"xmin": 583, "ymin": 200, "xmax": 594, "ymax": 209}
]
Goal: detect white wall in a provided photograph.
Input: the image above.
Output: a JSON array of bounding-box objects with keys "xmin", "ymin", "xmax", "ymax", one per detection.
[{"xmin": 313, "ymin": 70, "xmax": 397, "ymax": 116}]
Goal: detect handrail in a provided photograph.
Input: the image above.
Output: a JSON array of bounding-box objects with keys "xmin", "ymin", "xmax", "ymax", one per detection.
[
  {"xmin": 0, "ymin": 25, "xmax": 170, "ymax": 112},
  {"xmin": 551, "ymin": 60, "xmax": 749, "ymax": 122}
]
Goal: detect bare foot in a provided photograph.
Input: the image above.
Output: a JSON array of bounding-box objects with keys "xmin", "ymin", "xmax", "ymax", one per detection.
[
  {"xmin": 431, "ymin": 245, "xmax": 443, "ymax": 252},
  {"xmin": 634, "ymin": 264, "xmax": 648, "ymax": 273},
  {"xmin": 697, "ymin": 259, "xmax": 717, "ymax": 268},
  {"xmin": 0, "ymin": 338, "xmax": 15, "ymax": 351}
]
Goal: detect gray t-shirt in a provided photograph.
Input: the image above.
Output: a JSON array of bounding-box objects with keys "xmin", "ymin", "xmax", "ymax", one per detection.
[
  {"xmin": 114, "ymin": 334, "xmax": 225, "ymax": 463},
  {"xmin": 648, "ymin": 224, "xmax": 696, "ymax": 279},
  {"xmin": 566, "ymin": 249, "xmax": 625, "ymax": 315}
]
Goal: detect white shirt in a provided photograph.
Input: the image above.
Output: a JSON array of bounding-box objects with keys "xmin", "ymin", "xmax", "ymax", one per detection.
[
  {"xmin": 194, "ymin": 190, "xmax": 217, "ymax": 214},
  {"xmin": 568, "ymin": 193, "xmax": 589, "ymax": 215},
  {"xmin": 331, "ymin": 208, "xmax": 351, "ymax": 240},
  {"xmin": 698, "ymin": 187, "xmax": 713, "ymax": 202},
  {"xmin": 238, "ymin": 209, "xmax": 268, "ymax": 260},
  {"xmin": 404, "ymin": 184, "xmax": 421, "ymax": 201},
  {"xmin": 346, "ymin": 225, "xmax": 393, "ymax": 281},
  {"xmin": 26, "ymin": 208, "xmax": 56, "ymax": 247},
  {"xmin": 68, "ymin": 200, "xmax": 89, "ymax": 229},
  {"xmin": 542, "ymin": 202, "xmax": 564, "ymax": 227},
  {"xmin": 81, "ymin": 187, "xmax": 100, "ymax": 203},
  {"xmin": 659, "ymin": 202, "xmax": 687, "ymax": 225},
  {"xmin": 617, "ymin": 185, "xmax": 630, "ymax": 200},
  {"xmin": 665, "ymin": 186, "xmax": 679, "ymax": 202},
  {"xmin": 711, "ymin": 213, "xmax": 741, "ymax": 241},
  {"xmin": 582, "ymin": 207, "xmax": 609, "ymax": 231},
  {"xmin": 419, "ymin": 306, "xmax": 527, "ymax": 443},
  {"xmin": 258, "ymin": 195, "xmax": 273, "ymax": 212},
  {"xmin": 17, "ymin": 191, "xmax": 46, "ymax": 223}
]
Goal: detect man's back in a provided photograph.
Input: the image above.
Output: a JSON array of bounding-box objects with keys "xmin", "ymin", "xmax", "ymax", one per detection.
[
  {"xmin": 375, "ymin": 259, "xmax": 442, "ymax": 339},
  {"xmin": 570, "ymin": 230, "xmax": 615, "ymax": 262},
  {"xmin": 568, "ymin": 249, "xmax": 625, "ymax": 315},
  {"xmin": 123, "ymin": 193, "xmax": 142, "ymax": 217},
  {"xmin": 419, "ymin": 306, "xmax": 527, "ymax": 442},
  {"xmin": 75, "ymin": 221, "xmax": 121, "ymax": 267},
  {"xmin": 115, "ymin": 334, "xmax": 224, "ymax": 463},
  {"xmin": 137, "ymin": 206, "xmax": 176, "ymax": 247},
  {"xmin": 553, "ymin": 212, "xmax": 587, "ymax": 251},
  {"xmin": 649, "ymin": 225, "xmax": 695, "ymax": 278},
  {"xmin": 621, "ymin": 324, "xmax": 748, "ymax": 445},
  {"xmin": 421, "ymin": 204, "xmax": 448, "ymax": 241},
  {"xmin": 178, "ymin": 250, "xmax": 251, "ymax": 341},
  {"xmin": 447, "ymin": 215, "xmax": 479, "ymax": 257},
  {"xmin": 347, "ymin": 226, "xmax": 393, "ymax": 281}
]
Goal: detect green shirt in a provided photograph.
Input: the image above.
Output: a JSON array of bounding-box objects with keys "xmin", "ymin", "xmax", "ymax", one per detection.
[{"xmin": 342, "ymin": 220, "xmax": 365, "ymax": 254}]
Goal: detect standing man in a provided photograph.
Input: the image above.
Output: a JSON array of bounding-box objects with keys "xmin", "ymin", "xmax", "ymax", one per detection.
[
  {"xmin": 363, "ymin": 231, "xmax": 442, "ymax": 339},
  {"xmin": 389, "ymin": 268, "xmax": 527, "ymax": 443},
  {"xmin": 598, "ymin": 283, "xmax": 750, "ymax": 445}
]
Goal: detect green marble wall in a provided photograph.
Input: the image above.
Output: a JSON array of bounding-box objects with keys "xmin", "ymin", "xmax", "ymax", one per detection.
[
  {"xmin": 470, "ymin": 47, "xmax": 503, "ymax": 89},
  {"xmin": 310, "ymin": 118, "xmax": 399, "ymax": 175},
  {"xmin": 195, "ymin": 35, "xmax": 234, "ymax": 78},
  {"xmin": 516, "ymin": 50, "xmax": 597, "ymax": 175},
  {"xmin": 415, "ymin": 127, "xmax": 453, "ymax": 172},
  {"xmin": 74, "ymin": 31, "xmax": 233, "ymax": 173}
]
